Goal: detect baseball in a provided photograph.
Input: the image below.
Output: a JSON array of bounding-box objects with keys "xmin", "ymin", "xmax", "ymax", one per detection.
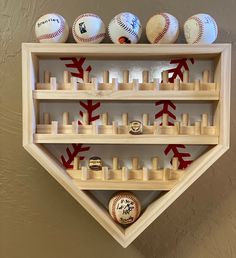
[
  {"xmin": 35, "ymin": 13, "xmax": 69, "ymax": 43},
  {"xmin": 146, "ymin": 13, "xmax": 179, "ymax": 44},
  {"xmin": 108, "ymin": 191, "xmax": 141, "ymax": 225},
  {"xmin": 184, "ymin": 13, "xmax": 218, "ymax": 44},
  {"xmin": 108, "ymin": 12, "xmax": 142, "ymax": 44},
  {"xmin": 72, "ymin": 13, "xmax": 106, "ymax": 43}
]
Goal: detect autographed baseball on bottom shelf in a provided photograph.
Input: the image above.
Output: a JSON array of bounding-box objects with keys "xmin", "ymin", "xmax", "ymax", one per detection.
[
  {"xmin": 184, "ymin": 13, "xmax": 218, "ymax": 44},
  {"xmin": 146, "ymin": 13, "xmax": 179, "ymax": 44},
  {"xmin": 35, "ymin": 13, "xmax": 69, "ymax": 43},
  {"xmin": 108, "ymin": 12, "xmax": 142, "ymax": 44},
  {"xmin": 72, "ymin": 13, "xmax": 106, "ymax": 43},
  {"xmin": 108, "ymin": 192, "xmax": 141, "ymax": 225}
]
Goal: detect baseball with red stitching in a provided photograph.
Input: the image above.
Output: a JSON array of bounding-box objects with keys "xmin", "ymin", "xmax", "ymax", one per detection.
[
  {"xmin": 108, "ymin": 12, "xmax": 142, "ymax": 44},
  {"xmin": 146, "ymin": 13, "xmax": 179, "ymax": 44},
  {"xmin": 108, "ymin": 191, "xmax": 141, "ymax": 225},
  {"xmin": 184, "ymin": 13, "xmax": 218, "ymax": 44},
  {"xmin": 35, "ymin": 13, "xmax": 69, "ymax": 43},
  {"xmin": 72, "ymin": 13, "xmax": 106, "ymax": 44}
]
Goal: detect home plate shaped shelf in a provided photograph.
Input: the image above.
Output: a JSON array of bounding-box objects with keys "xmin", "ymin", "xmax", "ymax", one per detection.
[{"xmin": 22, "ymin": 43, "xmax": 231, "ymax": 248}]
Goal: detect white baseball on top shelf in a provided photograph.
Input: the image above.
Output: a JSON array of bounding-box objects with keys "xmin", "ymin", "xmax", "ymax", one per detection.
[
  {"xmin": 146, "ymin": 13, "xmax": 179, "ymax": 44},
  {"xmin": 184, "ymin": 13, "xmax": 218, "ymax": 44},
  {"xmin": 72, "ymin": 13, "xmax": 106, "ymax": 44},
  {"xmin": 108, "ymin": 12, "xmax": 142, "ymax": 44},
  {"xmin": 35, "ymin": 13, "xmax": 69, "ymax": 43}
]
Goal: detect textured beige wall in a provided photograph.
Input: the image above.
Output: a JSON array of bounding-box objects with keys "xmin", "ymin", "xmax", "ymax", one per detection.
[{"xmin": 1, "ymin": 0, "xmax": 236, "ymax": 257}]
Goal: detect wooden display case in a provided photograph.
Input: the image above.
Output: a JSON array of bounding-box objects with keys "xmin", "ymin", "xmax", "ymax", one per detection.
[{"xmin": 22, "ymin": 43, "xmax": 231, "ymax": 248}]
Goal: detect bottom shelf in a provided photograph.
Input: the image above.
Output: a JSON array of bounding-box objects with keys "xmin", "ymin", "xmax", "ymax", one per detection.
[{"xmin": 66, "ymin": 161, "xmax": 185, "ymax": 190}]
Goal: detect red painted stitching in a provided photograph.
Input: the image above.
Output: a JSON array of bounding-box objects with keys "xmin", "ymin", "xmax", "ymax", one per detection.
[
  {"xmin": 72, "ymin": 13, "xmax": 105, "ymax": 43},
  {"xmin": 79, "ymin": 100, "xmax": 101, "ymax": 125},
  {"xmin": 154, "ymin": 13, "xmax": 170, "ymax": 43},
  {"xmin": 37, "ymin": 14, "xmax": 65, "ymax": 41}
]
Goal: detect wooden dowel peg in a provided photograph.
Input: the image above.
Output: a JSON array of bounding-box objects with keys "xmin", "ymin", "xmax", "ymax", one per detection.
[
  {"xmin": 142, "ymin": 113, "xmax": 149, "ymax": 126},
  {"xmin": 132, "ymin": 157, "xmax": 139, "ymax": 170},
  {"xmin": 72, "ymin": 121, "xmax": 79, "ymax": 133},
  {"xmin": 83, "ymin": 112, "xmax": 89, "ymax": 125},
  {"xmin": 194, "ymin": 79, "xmax": 200, "ymax": 91},
  {"xmin": 152, "ymin": 157, "xmax": 159, "ymax": 170},
  {"xmin": 44, "ymin": 70, "xmax": 51, "ymax": 83},
  {"xmin": 112, "ymin": 121, "xmax": 118, "ymax": 134},
  {"xmin": 183, "ymin": 70, "xmax": 189, "ymax": 83},
  {"xmin": 73, "ymin": 156, "xmax": 80, "ymax": 170},
  {"xmin": 102, "ymin": 112, "xmax": 108, "ymax": 125},
  {"xmin": 122, "ymin": 167, "xmax": 128, "ymax": 181},
  {"xmin": 81, "ymin": 166, "xmax": 88, "ymax": 180},
  {"xmin": 63, "ymin": 70, "xmax": 70, "ymax": 84},
  {"xmin": 142, "ymin": 167, "xmax": 149, "ymax": 181},
  {"xmin": 123, "ymin": 70, "xmax": 129, "ymax": 83},
  {"xmin": 153, "ymin": 121, "xmax": 159, "ymax": 135},
  {"xmin": 112, "ymin": 78, "xmax": 118, "ymax": 91},
  {"xmin": 62, "ymin": 112, "xmax": 69, "ymax": 125},
  {"xmin": 43, "ymin": 112, "xmax": 51, "ymax": 124},
  {"xmin": 203, "ymin": 70, "xmax": 210, "ymax": 83},
  {"xmin": 50, "ymin": 77, "xmax": 57, "ymax": 90},
  {"xmin": 83, "ymin": 71, "xmax": 89, "ymax": 83},
  {"xmin": 162, "ymin": 114, "xmax": 168, "ymax": 126},
  {"xmin": 91, "ymin": 77, "xmax": 98, "ymax": 90},
  {"xmin": 174, "ymin": 121, "xmax": 180, "ymax": 134},
  {"xmin": 71, "ymin": 77, "xmax": 78, "ymax": 90},
  {"xmin": 133, "ymin": 79, "xmax": 139, "ymax": 91},
  {"xmin": 92, "ymin": 121, "xmax": 97, "ymax": 134},
  {"xmin": 174, "ymin": 78, "xmax": 180, "ymax": 90},
  {"xmin": 103, "ymin": 70, "xmax": 109, "ymax": 83},
  {"xmin": 201, "ymin": 113, "xmax": 208, "ymax": 127},
  {"xmin": 172, "ymin": 157, "xmax": 179, "ymax": 170},
  {"xmin": 112, "ymin": 157, "xmax": 119, "ymax": 170},
  {"xmin": 162, "ymin": 71, "xmax": 168, "ymax": 83},
  {"xmin": 142, "ymin": 70, "xmax": 149, "ymax": 83},
  {"xmin": 122, "ymin": 113, "xmax": 128, "ymax": 126},
  {"xmin": 51, "ymin": 121, "xmax": 58, "ymax": 134},
  {"xmin": 102, "ymin": 166, "xmax": 109, "ymax": 180},
  {"xmin": 153, "ymin": 78, "xmax": 159, "ymax": 90},
  {"xmin": 163, "ymin": 168, "xmax": 170, "ymax": 181},
  {"xmin": 194, "ymin": 121, "xmax": 201, "ymax": 135},
  {"xmin": 182, "ymin": 113, "xmax": 189, "ymax": 126}
]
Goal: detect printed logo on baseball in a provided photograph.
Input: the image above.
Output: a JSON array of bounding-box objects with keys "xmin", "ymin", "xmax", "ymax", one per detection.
[
  {"xmin": 108, "ymin": 191, "xmax": 141, "ymax": 225},
  {"xmin": 72, "ymin": 13, "xmax": 106, "ymax": 44},
  {"xmin": 184, "ymin": 13, "xmax": 218, "ymax": 44},
  {"xmin": 35, "ymin": 13, "xmax": 69, "ymax": 43},
  {"xmin": 108, "ymin": 12, "xmax": 142, "ymax": 44},
  {"xmin": 146, "ymin": 13, "xmax": 179, "ymax": 44}
]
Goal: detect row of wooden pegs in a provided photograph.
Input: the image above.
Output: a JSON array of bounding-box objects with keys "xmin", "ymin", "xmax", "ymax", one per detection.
[
  {"xmin": 67, "ymin": 156, "xmax": 184, "ymax": 182},
  {"xmin": 36, "ymin": 69, "xmax": 216, "ymax": 91},
  {"xmin": 36, "ymin": 111, "xmax": 216, "ymax": 136}
]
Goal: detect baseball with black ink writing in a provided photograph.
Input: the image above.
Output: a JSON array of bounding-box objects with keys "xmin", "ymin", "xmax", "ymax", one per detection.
[
  {"xmin": 72, "ymin": 13, "xmax": 106, "ymax": 43},
  {"xmin": 35, "ymin": 13, "xmax": 69, "ymax": 43},
  {"xmin": 108, "ymin": 191, "xmax": 141, "ymax": 225},
  {"xmin": 108, "ymin": 12, "xmax": 142, "ymax": 44},
  {"xmin": 184, "ymin": 13, "xmax": 218, "ymax": 44},
  {"xmin": 146, "ymin": 13, "xmax": 179, "ymax": 44}
]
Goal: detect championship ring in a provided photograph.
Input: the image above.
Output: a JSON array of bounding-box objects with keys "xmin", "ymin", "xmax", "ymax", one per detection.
[{"xmin": 129, "ymin": 120, "xmax": 143, "ymax": 135}]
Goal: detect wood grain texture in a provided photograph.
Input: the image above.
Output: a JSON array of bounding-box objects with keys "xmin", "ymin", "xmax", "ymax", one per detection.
[{"xmin": 1, "ymin": 0, "xmax": 236, "ymax": 258}]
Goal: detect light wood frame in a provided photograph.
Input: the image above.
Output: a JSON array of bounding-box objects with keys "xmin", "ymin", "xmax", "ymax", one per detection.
[{"xmin": 22, "ymin": 43, "xmax": 231, "ymax": 248}]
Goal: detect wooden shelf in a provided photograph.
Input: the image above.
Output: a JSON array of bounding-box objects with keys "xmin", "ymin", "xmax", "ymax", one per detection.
[
  {"xmin": 33, "ymin": 89, "xmax": 219, "ymax": 100},
  {"xmin": 34, "ymin": 134, "xmax": 218, "ymax": 144}
]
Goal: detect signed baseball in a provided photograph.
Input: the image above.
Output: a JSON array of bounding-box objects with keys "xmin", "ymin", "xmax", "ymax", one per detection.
[
  {"xmin": 108, "ymin": 191, "xmax": 141, "ymax": 225},
  {"xmin": 72, "ymin": 13, "xmax": 106, "ymax": 43},
  {"xmin": 35, "ymin": 13, "xmax": 69, "ymax": 43},
  {"xmin": 108, "ymin": 12, "xmax": 142, "ymax": 44},
  {"xmin": 184, "ymin": 13, "xmax": 218, "ymax": 44},
  {"xmin": 146, "ymin": 13, "xmax": 179, "ymax": 44}
]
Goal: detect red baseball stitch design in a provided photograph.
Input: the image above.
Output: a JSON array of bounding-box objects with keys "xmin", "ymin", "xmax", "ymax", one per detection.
[
  {"xmin": 60, "ymin": 57, "xmax": 101, "ymax": 169},
  {"xmin": 189, "ymin": 16, "xmax": 204, "ymax": 44},
  {"xmin": 153, "ymin": 13, "xmax": 170, "ymax": 44},
  {"xmin": 61, "ymin": 144, "xmax": 90, "ymax": 169},
  {"xmin": 60, "ymin": 57, "xmax": 92, "ymax": 79},
  {"xmin": 155, "ymin": 58, "xmax": 194, "ymax": 169}
]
